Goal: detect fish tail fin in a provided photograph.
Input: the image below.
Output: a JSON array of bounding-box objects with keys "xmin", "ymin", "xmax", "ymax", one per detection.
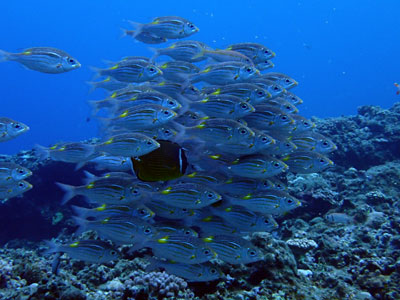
[
  {"xmin": 87, "ymin": 99, "xmax": 105, "ymax": 116},
  {"xmin": 89, "ymin": 66, "xmax": 104, "ymax": 80},
  {"xmin": 126, "ymin": 20, "xmax": 143, "ymax": 38},
  {"xmin": 34, "ymin": 144, "xmax": 50, "ymax": 161},
  {"xmin": 55, "ymin": 182, "xmax": 77, "ymax": 205},
  {"xmin": 170, "ymin": 121, "xmax": 187, "ymax": 143},
  {"xmin": 86, "ymin": 81, "xmax": 100, "ymax": 94},
  {"xmin": 149, "ymin": 47, "xmax": 161, "ymax": 61},
  {"xmin": 191, "ymin": 48, "xmax": 206, "ymax": 60},
  {"xmin": 0, "ymin": 49, "xmax": 11, "ymax": 62},
  {"xmin": 70, "ymin": 205, "xmax": 92, "ymax": 220},
  {"xmin": 176, "ymin": 95, "xmax": 192, "ymax": 115},
  {"xmin": 71, "ymin": 216, "xmax": 89, "ymax": 235},
  {"xmin": 97, "ymin": 116, "xmax": 113, "ymax": 133}
]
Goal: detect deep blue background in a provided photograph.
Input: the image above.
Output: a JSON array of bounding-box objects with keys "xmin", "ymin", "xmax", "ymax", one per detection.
[{"xmin": 1, "ymin": 0, "xmax": 399, "ymax": 154}]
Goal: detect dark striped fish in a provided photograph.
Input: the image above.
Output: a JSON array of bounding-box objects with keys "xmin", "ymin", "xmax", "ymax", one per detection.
[{"xmin": 226, "ymin": 43, "xmax": 275, "ymax": 64}]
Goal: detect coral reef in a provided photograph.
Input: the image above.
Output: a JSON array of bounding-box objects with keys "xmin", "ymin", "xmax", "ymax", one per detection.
[{"xmin": 1, "ymin": 102, "xmax": 400, "ymax": 299}]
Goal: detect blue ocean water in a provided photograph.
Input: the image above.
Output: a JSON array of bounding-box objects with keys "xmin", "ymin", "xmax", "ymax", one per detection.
[{"xmin": 1, "ymin": 0, "xmax": 399, "ymax": 154}]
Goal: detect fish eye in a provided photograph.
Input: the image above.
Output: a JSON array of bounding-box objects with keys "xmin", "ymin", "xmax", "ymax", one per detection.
[
  {"xmin": 246, "ymin": 68, "xmax": 252, "ymax": 73},
  {"xmin": 281, "ymin": 115, "xmax": 287, "ymax": 121},
  {"xmin": 273, "ymin": 86, "xmax": 280, "ymax": 91},
  {"xmin": 139, "ymin": 209, "xmax": 146, "ymax": 215},
  {"xmin": 149, "ymin": 67, "xmax": 155, "ymax": 72},
  {"xmin": 18, "ymin": 182, "xmax": 25, "ymax": 187},
  {"xmin": 322, "ymin": 141, "xmax": 329, "ymax": 146},
  {"xmin": 146, "ymin": 140, "xmax": 153, "ymax": 145},
  {"xmin": 184, "ymin": 230, "xmax": 191, "ymax": 235},
  {"xmin": 257, "ymin": 91, "xmax": 264, "ymax": 96},
  {"xmin": 189, "ymin": 23, "xmax": 195, "ymax": 28},
  {"xmin": 168, "ymin": 100, "xmax": 175, "ymax": 105},
  {"xmin": 241, "ymin": 104, "xmax": 248, "ymax": 109},
  {"xmin": 163, "ymin": 110, "xmax": 170, "ymax": 115},
  {"xmin": 285, "ymin": 79, "xmax": 291, "ymax": 83},
  {"xmin": 240, "ymin": 129, "xmax": 248, "ymax": 135},
  {"xmin": 264, "ymin": 50, "xmax": 270, "ymax": 54},
  {"xmin": 210, "ymin": 268, "xmax": 217, "ymax": 274},
  {"xmin": 17, "ymin": 169, "xmax": 24, "ymax": 174},
  {"xmin": 182, "ymin": 208, "xmax": 188, "ymax": 212},
  {"xmin": 304, "ymin": 121, "xmax": 309, "ymax": 126},
  {"xmin": 203, "ymin": 249, "xmax": 211, "ymax": 255},
  {"xmin": 164, "ymin": 129, "xmax": 171, "ymax": 134},
  {"xmin": 285, "ymin": 106, "xmax": 291, "ymax": 110},
  {"xmin": 207, "ymin": 193, "xmax": 214, "ymax": 198},
  {"xmin": 287, "ymin": 198, "xmax": 293, "ymax": 204},
  {"xmin": 264, "ymin": 219, "xmax": 270, "ymax": 224},
  {"xmin": 273, "ymin": 162, "xmax": 281, "ymax": 168},
  {"xmin": 144, "ymin": 227, "xmax": 152, "ymax": 234},
  {"xmin": 320, "ymin": 159, "xmax": 326, "ymax": 163},
  {"xmin": 110, "ymin": 250, "xmax": 116, "ymax": 255},
  {"xmin": 132, "ymin": 189, "xmax": 139, "ymax": 194},
  {"xmin": 248, "ymin": 249, "xmax": 257, "ymax": 256},
  {"xmin": 261, "ymin": 137, "xmax": 268, "ymax": 142},
  {"xmin": 13, "ymin": 123, "xmax": 21, "ymax": 129}
]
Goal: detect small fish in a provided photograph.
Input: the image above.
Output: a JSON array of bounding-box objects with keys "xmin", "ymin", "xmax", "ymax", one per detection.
[
  {"xmin": 87, "ymin": 77, "xmax": 128, "ymax": 92},
  {"xmin": 226, "ymin": 190, "xmax": 301, "ymax": 216},
  {"xmin": 109, "ymin": 91, "xmax": 182, "ymax": 112},
  {"xmin": 105, "ymin": 104, "xmax": 177, "ymax": 131},
  {"xmin": 215, "ymin": 176, "xmax": 276, "ymax": 196},
  {"xmin": 203, "ymin": 83, "xmax": 271, "ymax": 105},
  {"xmin": 159, "ymin": 60, "xmax": 200, "ymax": 82},
  {"xmin": 155, "ymin": 224, "xmax": 199, "ymax": 238},
  {"xmin": 45, "ymin": 240, "xmax": 120, "ymax": 263},
  {"xmin": 266, "ymin": 97, "xmax": 299, "ymax": 114},
  {"xmin": 289, "ymin": 131, "xmax": 337, "ymax": 153},
  {"xmin": 188, "ymin": 214, "xmax": 239, "ymax": 236},
  {"xmin": 125, "ymin": 126, "xmax": 179, "ymax": 141},
  {"xmin": 255, "ymin": 59, "xmax": 275, "ymax": 71},
  {"xmin": 95, "ymin": 133, "xmax": 160, "ymax": 157},
  {"xmin": 155, "ymin": 183, "xmax": 221, "ymax": 209},
  {"xmin": 145, "ymin": 234, "xmax": 215, "ymax": 264},
  {"xmin": 0, "ymin": 117, "xmax": 29, "ymax": 142},
  {"xmin": 56, "ymin": 177, "xmax": 145, "ymax": 205},
  {"xmin": 147, "ymin": 198, "xmax": 196, "ymax": 220},
  {"xmin": 0, "ymin": 162, "xmax": 32, "ymax": 185},
  {"xmin": 182, "ymin": 118, "xmax": 255, "ymax": 144},
  {"xmin": 35, "ymin": 142, "xmax": 99, "ymax": 169},
  {"xmin": 190, "ymin": 95, "xmax": 255, "ymax": 119},
  {"xmin": 0, "ymin": 47, "xmax": 80, "ymax": 74},
  {"xmin": 226, "ymin": 43, "xmax": 275, "ymax": 64},
  {"xmin": 190, "ymin": 62, "xmax": 260, "ymax": 85},
  {"xmin": 324, "ymin": 212, "xmax": 354, "ymax": 225},
  {"xmin": 133, "ymin": 16, "xmax": 199, "ymax": 40},
  {"xmin": 95, "ymin": 60, "xmax": 162, "ymax": 83},
  {"xmin": 71, "ymin": 203, "xmax": 154, "ymax": 221},
  {"xmin": 248, "ymin": 78, "xmax": 285, "ymax": 99},
  {"xmin": 154, "ymin": 40, "xmax": 211, "ymax": 62},
  {"xmin": 291, "ymin": 115, "xmax": 316, "ymax": 132},
  {"xmin": 212, "ymin": 205, "xmax": 278, "ymax": 232},
  {"xmin": 243, "ymin": 105, "xmax": 296, "ymax": 132},
  {"xmin": 73, "ymin": 216, "xmax": 157, "ymax": 246},
  {"xmin": 203, "ymin": 235, "xmax": 263, "ymax": 264},
  {"xmin": 280, "ymin": 90, "xmax": 303, "ymax": 106},
  {"xmin": 131, "ymin": 140, "xmax": 188, "ymax": 182},
  {"xmin": 282, "ymin": 151, "xmax": 334, "ymax": 174},
  {"xmin": 261, "ymin": 72, "xmax": 298, "ymax": 90},
  {"xmin": 0, "ymin": 180, "xmax": 32, "ymax": 200},
  {"xmin": 395, "ymin": 83, "xmax": 400, "ymax": 95},
  {"xmin": 146, "ymin": 259, "xmax": 223, "ymax": 282},
  {"xmin": 268, "ymin": 138, "xmax": 298, "ymax": 156},
  {"xmin": 227, "ymin": 155, "xmax": 288, "ymax": 179},
  {"xmin": 148, "ymin": 81, "xmax": 201, "ymax": 101},
  {"xmin": 123, "ymin": 28, "xmax": 167, "ymax": 44},
  {"xmin": 109, "ymin": 85, "xmax": 157, "ymax": 101},
  {"xmin": 199, "ymin": 49, "xmax": 254, "ymax": 65},
  {"xmin": 88, "ymin": 155, "xmax": 132, "ymax": 172}
]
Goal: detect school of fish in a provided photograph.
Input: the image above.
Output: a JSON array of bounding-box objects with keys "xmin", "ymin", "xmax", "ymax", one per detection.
[{"xmin": 1, "ymin": 16, "xmax": 337, "ymax": 282}]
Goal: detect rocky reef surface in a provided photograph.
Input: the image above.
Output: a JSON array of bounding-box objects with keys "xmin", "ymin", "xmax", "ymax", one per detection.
[{"xmin": 0, "ymin": 102, "xmax": 399, "ymax": 300}]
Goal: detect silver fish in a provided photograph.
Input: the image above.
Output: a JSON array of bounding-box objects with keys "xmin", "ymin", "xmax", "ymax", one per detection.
[
  {"xmin": 0, "ymin": 162, "xmax": 32, "ymax": 185},
  {"xmin": 154, "ymin": 40, "xmax": 211, "ymax": 62},
  {"xmin": 203, "ymin": 83, "xmax": 271, "ymax": 105},
  {"xmin": 190, "ymin": 62, "xmax": 260, "ymax": 85},
  {"xmin": 226, "ymin": 43, "xmax": 275, "ymax": 64},
  {"xmin": 123, "ymin": 28, "xmax": 167, "ymax": 44},
  {"xmin": 282, "ymin": 151, "xmax": 334, "ymax": 174},
  {"xmin": 203, "ymin": 235, "xmax": 263, "ymax": 264},
  {"xmin": 135, "ymin": 16, "xmax": 199, "ymax": 39},
  {"xmin": 227, "ymin": 155, "xmax": 288, "ymax": 179},
  {"xmin": 0, "ymin": 180, "xmax": 32, "ymax": 200},
  {"xmin": 71, "ymin": 203, "xmax": 154, "ymax": 220},
  {"xmin": 159, "ymin": 60, "xmax": 200, "ymax": 82},
  {"xmin": 243, "ymin": 105, "xmax": 296, "ymax": 132},
  {"xmin": 0, "ymin": 47, "xmax": 80, "ymax": 74},
  {"xmin": 261, "ymin": 72, "xmax": 298, "ymax": 90},
  {"xmin": 95, "ymin": 133, "xmax": 160, "ymax": 157},
  {"xmin": 248, "ymin": 78, "xmax": 286, "ymax": 99},
  {"xmin": 289, "ymin": 131, "xmax": 337, "ymax": 153},
  {"xmin": 0, "ymin": 117, "xmax": 29, "ymax": 142},
  {"xmin": 45, "ymin": 240, "xmax": 120, "ymax": 263},
  {"xmin": 87, "ymin": 77, "xmax": 128, "ymax": 92}
]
